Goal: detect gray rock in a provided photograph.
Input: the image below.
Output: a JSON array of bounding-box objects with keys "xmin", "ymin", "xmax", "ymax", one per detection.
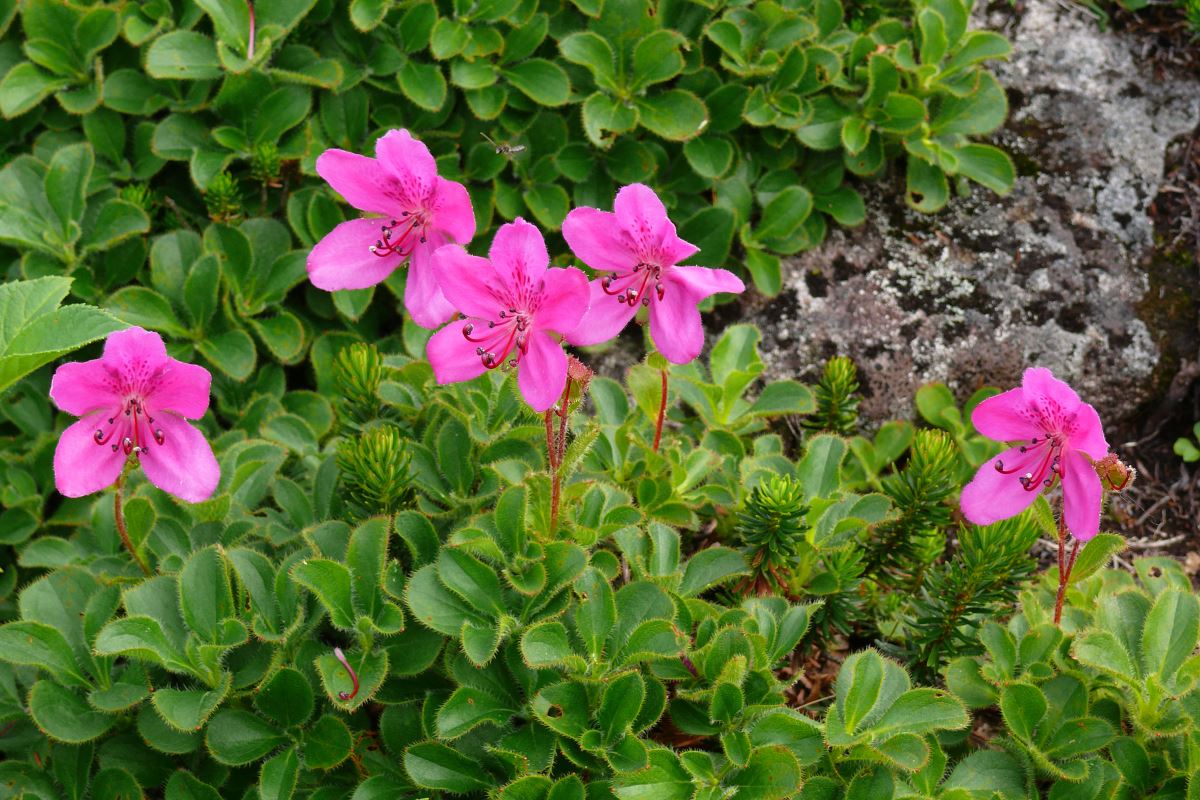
[{"xmin": 749, "ymin": 0, "xmax": 1200, "ymax": 427}]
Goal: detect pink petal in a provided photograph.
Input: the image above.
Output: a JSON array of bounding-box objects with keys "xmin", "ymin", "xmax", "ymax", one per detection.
[
  {"xmin": 517, "ymin": 331, "xmax": 567, "ymax": 412},
  {"xmin": 102, "ymin": 326, "xmax": 168, "ymax": 374},
  {"xmin": 315, "ymin": 149, "xmax": 399, "ymax": 215},
  {"xmin": 959, "ymin": 445, "xmax": 1043, "ymax": 526},
  {"xmin": 375, "ymin": 129, "xmax": 438, "ymax": 209},
  {"xmin": 405, "ymin": 233, "xmax": 455, "ymax": 329},
  {"xmin": 53, "ymin": 412, "xmax": 126, "ymax": 498},
  {"xmin": 490, "ymin": 218, "xmax": 549, "ymax": 288},
  {"xmin": 668, "ymin": 266, "xmax": 745, "ymax": 299},
  {"xmin": 613, "ymin": 183, "xmax": 698, "ymax": 266},
  {"xmin": 148, "ymin": 359, "xmax": 211, "ymax": 419},
  {"xmin": 1021, "ymin": 367, "xmax": 1081, "ymax": 414},
  {"xmin": 138, "ymin": 412, "xmax": 220, "ymax": 503},
  {"xmin": 648, "ymin": 277, "xmax": 706, "ymax": 364},
  {"xmin": 563, "ymin": 280, "xmax": 639, "ymax": 347},
  {"xmin": 535, "ymin": 267, "xmax": 590, "ymax": 334},
  {"xmin": 1068, "ymin": 401, "xmax": 1109, "ymax": 461},
  {"xmin": 562, "ymin": 207, "xmax": 637, "ymax": 273},
  {"xmin": 50, "ymin": 358, "xmax": 120, "ymax": 416},
  {"xmin": 431, "ymin": 177, "xmax": 476, "ymax": 245},
  {"xmin": 426, "ymin": 320, "xmax": 490, "ymax": 384},
  {"xmin": 1061, "ymin": 448, "xmax": 1102, "ymax": 541},
  {"xmin": 432, "ymin": 245, "xmax": 497, "ymax": 319},
  {"xmin": 308, "ymin": 218, "xmax": 405, "ymax": 291},
  {"xmin": 970, "ymin": 387, "xmax": 1042, "ymax": 443}
]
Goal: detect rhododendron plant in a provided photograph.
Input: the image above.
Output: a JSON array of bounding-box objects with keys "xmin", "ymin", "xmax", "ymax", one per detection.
[
  {"xmin": 308, "ymin": 129, "xmax": 476, "ymax": 328},
  {"xmin": 49, "ymin": 326, "xmax": 220, "ymax": 503},
  {"xmin": 562, "ymin": 183, "xmax": 745, "ymax": 364},
  {"xmin": 426, "ymin": 218, "xmax": 589, "ymax": 412},
  {"xmin": 960, "ymin": 367, "xmax": 1108, "ymax": 540}
]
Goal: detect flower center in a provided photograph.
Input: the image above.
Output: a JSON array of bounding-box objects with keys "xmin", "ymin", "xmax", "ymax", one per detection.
[
  {"xmin": 601, "ymin": 263, "xmax": 665, "ymax": 307},
  {"xmin": 93, "ymin": 397, "xmax": 165, "ymax": 459},
  {"xmin": 994, "ymin": 433, "xmax": 1065, "ymax": 492},
  {"xmin": 368, "ymin": 212, "xmax": 428, "ymax": 258},
  {"xmin": 460, "ymin": 274, "xmax": 544, "ymax": 370}
]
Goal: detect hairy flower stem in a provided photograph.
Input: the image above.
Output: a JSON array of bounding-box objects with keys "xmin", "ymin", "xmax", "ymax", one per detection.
[
  {"xmin": 114, "ymin": 474, "xmax": 150, "ymax": 576},
  {"xmin": 547, "ymin": 378, "xmax": 574, "ymax": 534},
  {"xmin": 1053, "ymin": 516, "xmax": 1081, "ymax": 625},
  {"xmin": 653, "ymin": 368, "xmax": 668, "ymax": 452}
]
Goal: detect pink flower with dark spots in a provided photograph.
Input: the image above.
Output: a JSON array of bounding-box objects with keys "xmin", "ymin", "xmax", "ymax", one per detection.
[
  {"xmin": 308, "ymin": 129, "xmax": 476, "ymax": 329},
  {"xmin": 960, "ymin": 368, "xmax": 1109, "ymax": 540},
  {"xmin": 49, "ymin": 327, "xmax": 219, "ymax": 503},
  {"xmin": 426, "ymin": 218, "xmax": 589, "ymax": 412},
  {"xmin": 561, "ymin": 183, "xmax": 745, "ymax": 363}
]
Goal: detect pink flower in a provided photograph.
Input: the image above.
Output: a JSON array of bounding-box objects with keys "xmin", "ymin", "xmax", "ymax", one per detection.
[
  {"xmin": 49, "ymin": 327, "xmax": 220, "ymax": 503},
  {"xmin": 426, "ymin": 218, "xmax": 589, "ymax": 412},
  {"xmin": 561, "ymin": 183, "xmax": 745, "ymax": 364},
  {"xmin": 308, "ymin": 129, "xmax": 476, "ymax": 329},
  {"xmin": 960, "ymin": 368, "xmax": 1109, "ymax": 540}
]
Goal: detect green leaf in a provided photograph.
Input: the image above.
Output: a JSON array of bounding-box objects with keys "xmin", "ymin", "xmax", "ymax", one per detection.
[
  {"xmin": 83, "ymin": 200, "xmax": 151, "ymax": 255},
  {"xmin": 951, "ymin": 143, "xmax": 1015, "ymax": 194},
  {"xmin": 1066, "ymin": 533, "xmax": 1125, "ymax": 584},
  {"xmin": 437, "ymin": 418, "xmax": 475, "ymax": 494},
  {"xmin": 756, "ymin": 186, "xmax": 813, "ymax": 241},
  {"xmin": 430, "ymin": 17, "xmax": 469, "ymax": 60},
  {"xmin": 314, "ymin": 648, "xmax": 387, "ymax": 710},
  {"xmin": 521, "ymin": 621, "xmax": 582, "ymax": 669},
  {"xmin": 397, "ymin": 61, "xmax": 447, "ymax": 111},
  {"xmin": 259, "ymin": 747, "xmax": 300, "ymax": 800},
  {"xmin": 575, "ymin": 568, "xmax": 616, "ymax": 660},
  {"xmin": 504, "ymin": 59, "xmax": 570, "ymax": 106},
  {"xmin": 179, "ymin": 546, "xmax": 234, "ymax": 643},
  {"xmin": 436, "ymin": 687, "xmax": 513, "ymax": 738},
  {"xmin": 438, "ymin": 548, "xmax": 504, "ymax": 618},
  {"xmin": 871, "ymin": 689, "xmax": 968, "ymax": 738},
  {"xmin": 582, "ymin": 93, "xmax": 638, "ymax": 148},
  {"xmin": 613, "ymin": 748, "xmax": 693, "ymax": 800},
  {"xmin": 405, "ymin": 742, "xmax": 491, "ymax": 794},
  {"xmin": 631, "ymin": 30, "xmax": 685, "ymax": 91},
  {"xmin": 29, "ymin": 680, "xmax": 116, "ymax": 743},
  {"xmin": 599, "ymin": 672, "xmax": 645, "ymax": 744},
  {"xmin": 45, "ymin": 143, "xmax": 93, "ymax": 232},
  {"xmin": 728, "ymin": 746, "xmax": 801, "ymax": 800},
  {"xmin": 151, "ymin": 675, "xmax": 231, "ymax": 732},
  {"xmin": 303, "ymin": 714, "xmax": 352, "ymax": 770},
  {"xmin": 291, "ymin": 559, "xmax": 356, "ymax": 629},
  {"xmin": 635, "ymin": 90, "xmax": 707, "ymax": 141},
  {"xmin": 146, "ymin": 32, "xmax": 223, "ymax": 80},
  {"xmin": 104, "ymin": 286, "xmax": 187, "ymax": 338},
  {"xmin": 679, "ymin": 206, "xmax": 735, "ymax": 268},
  {"xmin": 798, "ymin": 435, "xmax": 846, "ymax": 501},
  {"xmin": 523, "ymin": 183, "xmax": 570, "ymax": 230},
  {"xmin": 906, "ymin": 156, "xmax": 949, "ymax": 213},
  {"xmin": 254, "ymin": 668, "xmax": 314, "ymax": 728},
  {"xmin": 0, "ymin": 62, "xmax": 68, "ymax": 118},
  {"xmin": 1140, "ymin": 588, "xmax": 1199, "ymax": 683},
  {"xmin": 559, "ymin": 32, "xmax": 617, "ymax": 90},
  {"xmin": 998, "ymin": 683, "xmax": 1045, "ymax": 741},
  {"xmin": 196, "ymin": 328, "xmax": 257, "ymax": 380},
  {"xmin": 678, "ymin": 547, "xmax": 748, "ymax": 596},
  {"xmin": 684, "ymin": 136, "xmax": 735, "ymax": 180},
  {"xmin": 205, "ymin": 710, "xmax": 286, "ymax": 766},
  {"xmin": 0, "ymin": 621, "xmax": 88, "ymax": 687},
  {"xmin": 165, "ymin": 771, "xmax": 221, "ymax": 800}
]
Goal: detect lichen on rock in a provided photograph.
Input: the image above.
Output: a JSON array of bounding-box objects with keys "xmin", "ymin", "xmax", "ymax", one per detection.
[{"xmin": 750, "ymin": 0, "xmax": 1200, "ymax": 426}]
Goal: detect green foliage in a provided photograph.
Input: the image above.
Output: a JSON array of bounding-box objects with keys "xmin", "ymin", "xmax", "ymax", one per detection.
[
  {"xmin": 737, "ymin": 474, "xmax": 809, "ymax": 594},
  {"xmin": 1173, "ymin": 421, "xmax": 1200, "ymax": 462},
  {"xmin": 805, "ymin": 355, "xmax": 861, "ymax": 435}
]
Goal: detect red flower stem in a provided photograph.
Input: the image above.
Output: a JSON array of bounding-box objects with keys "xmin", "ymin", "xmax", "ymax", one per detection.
[
  {"xmin": 653, "ymin": 368, "xmax": 668, "ymax": 452},
  {"xmin": 333, "ymin": 647, "xmax": 359, "ymax": 701},
  {"xmin": 548, "ymin": 378, "xmax": 573, "ymax": 535},
  {"xmin": 246, "ymin": 1, "xmax": 256, "ymax": 60},
  {"xmin": 114, "ymin": 474, "xmax": 150, "ymax": 576},
  {"xmin": 1053, "ymin": 515, "xmax": 1080, "ymax": 625}
]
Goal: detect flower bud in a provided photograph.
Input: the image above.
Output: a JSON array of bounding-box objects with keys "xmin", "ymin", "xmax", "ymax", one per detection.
[
  {"xmin": 566, "ymin": 355, "xmax": 593, "ymax": 395},
  {"xmin": 1094, "ymin": 453, "xmax": 1135, "ymax": 492}
]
